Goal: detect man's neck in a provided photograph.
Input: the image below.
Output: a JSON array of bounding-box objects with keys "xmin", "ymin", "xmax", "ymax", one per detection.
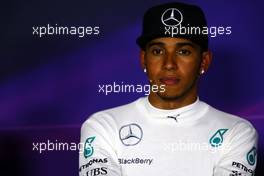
[{"xmin": 148, "ymin": 92, "xmax": 198, "ymax": 110}]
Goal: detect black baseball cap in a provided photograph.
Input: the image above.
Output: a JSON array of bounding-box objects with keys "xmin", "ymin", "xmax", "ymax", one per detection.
[{"xmin": 136, "ymin": 2, "xmax": 208, "ymax": 51}]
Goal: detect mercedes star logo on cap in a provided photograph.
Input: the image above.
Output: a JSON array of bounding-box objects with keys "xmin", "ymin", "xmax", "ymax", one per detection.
[
  {"xmin": 119, "ymin": 123, "xmax": 143, "ymax": 146},
  {"xmin": 161, "ymin": 8, "xmax": 183, "ymax": 27}
]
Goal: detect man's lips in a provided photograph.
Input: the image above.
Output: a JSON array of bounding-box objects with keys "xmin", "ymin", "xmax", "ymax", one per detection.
[{"xmin": 159, "ymin": 77, "xmax": 180, "ymax": 85}]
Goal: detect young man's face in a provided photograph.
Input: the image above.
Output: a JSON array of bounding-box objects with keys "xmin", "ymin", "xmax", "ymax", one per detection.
[{"xmin": 141, "ymin": 37, "xmax": 209, "ymax": 101}]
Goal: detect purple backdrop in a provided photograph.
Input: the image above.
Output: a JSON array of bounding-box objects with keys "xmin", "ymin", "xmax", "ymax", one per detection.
[{"xmin": 1, "ymin": 0, "xmax": 263, "ymax": 175}]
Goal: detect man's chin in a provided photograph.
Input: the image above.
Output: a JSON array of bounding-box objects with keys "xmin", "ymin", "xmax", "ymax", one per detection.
[{"xmin": 156, "ymin": 91, "xmax": 183, "ymax": 101}]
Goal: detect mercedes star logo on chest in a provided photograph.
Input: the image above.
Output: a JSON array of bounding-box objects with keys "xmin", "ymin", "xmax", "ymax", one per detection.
[{"xmin": 119, "ymin": 123, "xmax": 143, "ymax": 146}]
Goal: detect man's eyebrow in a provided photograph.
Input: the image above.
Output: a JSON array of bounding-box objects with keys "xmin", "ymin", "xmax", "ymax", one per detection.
[
  {"xmin": 146, "ymin": 42, "xmax": 165, "ymax": 48},
  {"xmin": 176, "ymin": 42, "xmax": 196, "ymax": 48},
  {"xmin": 146, "ymin": 41, "xmax": 196, "ymax": 49}
]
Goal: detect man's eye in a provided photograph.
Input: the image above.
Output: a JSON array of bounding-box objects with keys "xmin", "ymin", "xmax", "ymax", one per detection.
[
  {"xmin": 177, "ymin": 49, "xmax": 191, "ymax": 56},
  {"xmin": 151, "ymin": 48, "xmax": 164, "ymax": 55}
]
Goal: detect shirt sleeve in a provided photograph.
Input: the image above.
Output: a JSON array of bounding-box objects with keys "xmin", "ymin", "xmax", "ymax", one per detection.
[
  {"xmin": 79, "ymin": 114, "xmax": 122, "ymax": 176},
  {"xmin": 213, "ymin": 120, "xmax": 258, "ymax": 176}
]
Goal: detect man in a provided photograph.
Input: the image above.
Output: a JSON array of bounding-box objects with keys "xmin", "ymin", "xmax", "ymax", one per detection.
[{"xmin": 79, "ymin": 2, "xmax": 258, "ymax": 176}]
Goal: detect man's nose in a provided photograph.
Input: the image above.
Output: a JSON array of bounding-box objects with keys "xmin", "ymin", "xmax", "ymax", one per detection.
[{"xmin": 163, "ymin": 53, "xmax": 178, "ymax": 71}]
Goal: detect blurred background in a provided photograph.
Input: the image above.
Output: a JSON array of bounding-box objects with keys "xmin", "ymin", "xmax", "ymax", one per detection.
[{"xmin": 0, "ymin": 0, "xmax": 263, "ymax": 175}]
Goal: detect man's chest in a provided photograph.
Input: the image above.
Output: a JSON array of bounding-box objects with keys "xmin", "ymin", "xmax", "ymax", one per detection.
[{"xmin": 116, "ymin": 121, "xmax": 226, "ymax": 176}]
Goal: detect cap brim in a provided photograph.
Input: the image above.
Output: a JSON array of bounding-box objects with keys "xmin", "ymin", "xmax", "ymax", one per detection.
[
  {"xmin": 136, "ymin": 33, "xmax": 208, "ymax": 51},
  {"xmin": 136, "ymin": 34, "xmax": 167, "ymax": 49}
]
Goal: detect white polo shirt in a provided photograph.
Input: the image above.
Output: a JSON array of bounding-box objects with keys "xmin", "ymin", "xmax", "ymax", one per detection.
[{"xmin": 79, "ymin": 97, "xmax": 258, "ymax": 176}]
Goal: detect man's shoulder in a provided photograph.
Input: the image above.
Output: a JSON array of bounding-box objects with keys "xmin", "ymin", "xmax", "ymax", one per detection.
[
  {"xmin": 205, "ymin": 103, "xmax": 255, "ymax": 131},
  {"xmin": 205, "ymin": 104, "xmax": 258, "ymax": 149},
  {"xmin": 82, "ymin": 97, "xmax": 145, "ymax": 127},
  {"xmin": 94, "ymin": 97, "xmax": 144, "ymax": 117}
]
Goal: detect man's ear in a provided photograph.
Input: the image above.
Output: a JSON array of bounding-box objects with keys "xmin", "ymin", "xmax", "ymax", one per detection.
[
  {"xmin": 200, "ymin": 50, "xmax": 213, "ymax": 74},
  {"xmin": 140, "ymin": 49, "xmax": 146, "ymax": 69}
]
